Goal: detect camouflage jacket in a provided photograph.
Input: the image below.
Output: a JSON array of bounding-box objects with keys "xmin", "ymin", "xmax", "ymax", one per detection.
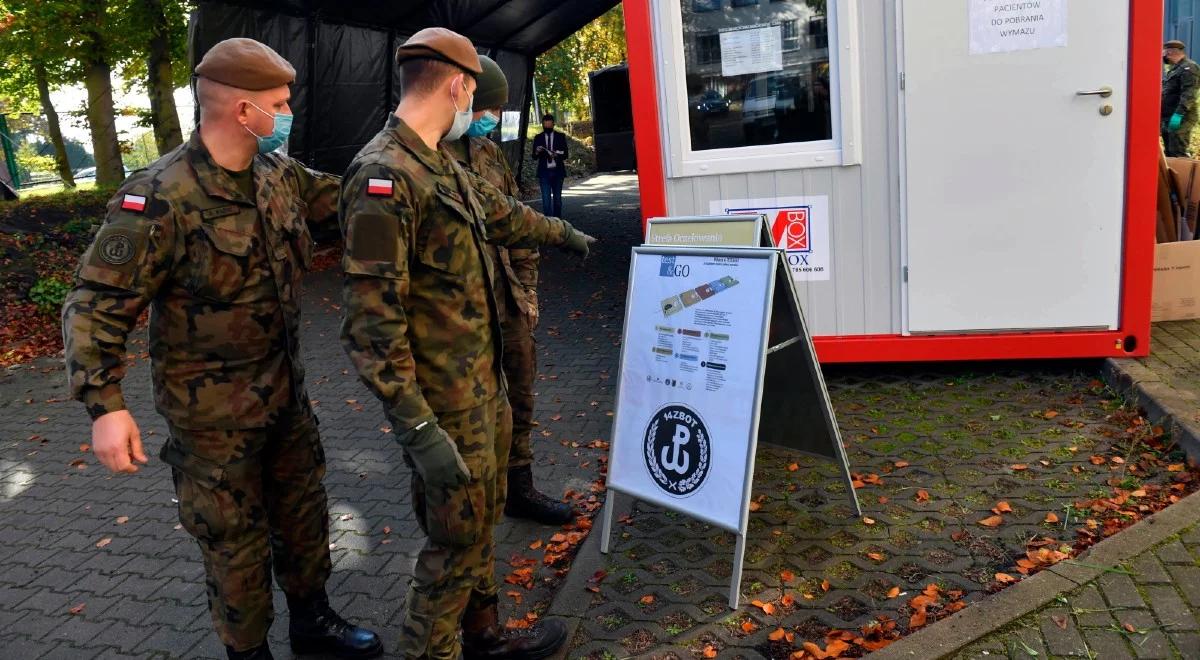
[
  {"xmin": 442, "ymin": 136, "xmax": 539, "ymax": 317},
  {"xmin": 1164, "ymin": 58, "xmax": 1200, "ymax": 120},
  {"xmin": 339, "ymin": 115, "xmax": 573, "ymax": 430},
  {"xmin": 62, "ymin": 130, "xmax": 339, "ymax": 430}
]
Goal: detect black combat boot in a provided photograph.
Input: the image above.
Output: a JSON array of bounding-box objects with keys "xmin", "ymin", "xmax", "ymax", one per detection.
[
  {"xmin": 504, "ymin": 465, "xmax": 574, "ymax": 526},
  {"xmin": 226, "ymin": 645, "xmax": 273, "ymax": 660},
  {"xmin": 462, "ymin": 596, "xmax": 568, "ymax": 660},
  {"xmin": 288, "ymin": 593, "xmax": 383, "ymax": 658}
]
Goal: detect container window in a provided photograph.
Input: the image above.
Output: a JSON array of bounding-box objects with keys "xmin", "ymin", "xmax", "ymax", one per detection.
[{"xmin": 679, "ymin": 0, "xmax": 833, "ymax": 152}]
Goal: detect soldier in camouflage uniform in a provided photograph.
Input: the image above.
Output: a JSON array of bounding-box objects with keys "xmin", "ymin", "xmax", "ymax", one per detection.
[
  {"xmin": 61, "ymin": 39, "xmax": 382, "ymax": 660},
  {"xmin": 1163, "ymin": 40, "xmax": 1200, "ymax": 157},
  {"xmin": 339, "ymin": 29, "xmax": 594, "ymax": 660},
  {"xmin": 441, "ymin": 56, "xmax": 574, "ymax": 527}
]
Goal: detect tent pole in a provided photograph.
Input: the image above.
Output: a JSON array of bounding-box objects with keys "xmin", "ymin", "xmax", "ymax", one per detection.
[{"xmin": 517, "ymin": 57, "xmax": 535, "ymax": 193}]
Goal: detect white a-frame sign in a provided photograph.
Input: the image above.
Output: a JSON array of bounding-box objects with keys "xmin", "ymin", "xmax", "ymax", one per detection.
[{"xmin": 599, "ymin": 216, "xmax": 860, "ymax": 610}]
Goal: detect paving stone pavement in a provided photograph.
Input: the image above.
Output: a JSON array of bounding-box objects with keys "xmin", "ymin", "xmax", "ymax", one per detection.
[
  {"xmin": 956, "ymin": 523, "xmax": 1200, "ymax": 659},
  {"xmin": 0, "ymin": 173, "xmax": 640, "ymax": 658},
  {"xmin": 1137, "ymin": 320, "xmax": 1200, "ymax": 399}
]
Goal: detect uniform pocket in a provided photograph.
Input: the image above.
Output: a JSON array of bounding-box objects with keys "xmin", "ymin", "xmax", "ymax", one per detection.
[
  {"xmin": 186, "ymin": 223, "xmax": 255, "ymax": 301},
  {"xmin": 162, "ymin": 442, "xmax": 245, "ymax": 543},
  {"xmin": 412, "ymin": 453, "xmax": 485, "ymax": 548}
]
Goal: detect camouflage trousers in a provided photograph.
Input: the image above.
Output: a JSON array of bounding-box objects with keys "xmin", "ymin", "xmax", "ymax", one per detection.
[
  {"xmin": 398, "ymin": 394, "xmax": 514, "ymax": 660},
  {"xmin": 499, "ymin": 292, "xmax": 537, "ymax": 469},
  {"xmin": 1164, "ymin": 120, "xmax": 1197, "ymax": 157},
  {"xmin": 162, "ymin": 412, "xmax": 332, "ymax": 652}
]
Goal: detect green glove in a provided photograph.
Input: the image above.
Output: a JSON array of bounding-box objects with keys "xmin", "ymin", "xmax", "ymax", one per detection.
[
  {"xmin": 1169, "ymin": 112, "xmax": 1185, "ymax": 132},
  {"xmin": 561, "ymin": 225, "xmax": 596, "ymax": 258},
  {"xmin": 398, "ymin": 421, "xmax": 470, "ymax": 489}
]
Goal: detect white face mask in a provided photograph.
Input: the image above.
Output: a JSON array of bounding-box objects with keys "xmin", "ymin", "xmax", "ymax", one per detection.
[{"xmin": 444, "ymin": 76, "xmax": 475, "ymax": 142}]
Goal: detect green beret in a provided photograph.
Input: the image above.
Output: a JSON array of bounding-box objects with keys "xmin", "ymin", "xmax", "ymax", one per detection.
[{"xmin": 473, "ymin": 55, "xmax": 509, "ymax": 110}]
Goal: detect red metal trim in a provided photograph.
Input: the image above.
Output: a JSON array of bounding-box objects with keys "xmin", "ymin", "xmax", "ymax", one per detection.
[
  {"xmin": 814, "ymin": 331, "xmax": 1141, "ymax": 364},
  {"xmin": 1115, "ymin": 0, "xmax": 1162, "ymax": 359},
  {"xmin": 623, "ymin": 0, "xmax": 667, "ymax": 232},
  {"xmin": 623, "ymin": 0, "xmax": 1157, "ymax": 362}
]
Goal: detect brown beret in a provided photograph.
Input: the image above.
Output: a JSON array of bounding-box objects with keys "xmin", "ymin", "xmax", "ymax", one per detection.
[
  {"xmin": 395, "ymin": 27, "xmax": 482, "ymax": 75},
  {"xmin": 196, "ymin": 38, "xmax": 296, "ymax": 90},
  {"xmin": 1166, "ymin": 40, "xmax": 1188, "ymax": 51}
]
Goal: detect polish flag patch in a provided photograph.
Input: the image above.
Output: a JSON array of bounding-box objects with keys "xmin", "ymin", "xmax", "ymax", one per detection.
[
  {"xmin": 367, "ymin": 178, "xmax": 393, "ymax": 197},
  {"xmin": 121, "ymin": 194, "xmax": 147, "ymax": 212}
]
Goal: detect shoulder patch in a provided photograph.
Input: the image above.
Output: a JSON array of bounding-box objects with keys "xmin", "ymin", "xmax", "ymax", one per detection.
[
  {"xmin": 367, "ymin": 178, "xmax": 393, "ymax": 197},
  {"xmin": 121, "ymin": 194, "xmax": 147, "ymax": 213},
  {"xmin": 201, "ymin": 205, "xmax": 242, "ymax": 221},
  {"xmin": 98, "ymin": 232, "xmax": 137, "ymax": 265}
]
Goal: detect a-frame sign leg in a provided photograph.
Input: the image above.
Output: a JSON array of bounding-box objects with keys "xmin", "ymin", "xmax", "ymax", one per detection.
[
  {"xmin": 729, "ymin": 532, "xmax": 746, "ymax": 609},
  {"xmin": 599, "ymin": 491, "xmax": 616, "ymax": 554}
]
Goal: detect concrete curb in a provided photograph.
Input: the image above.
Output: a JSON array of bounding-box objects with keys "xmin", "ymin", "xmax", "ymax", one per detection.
[
  {"xmin": 867, "ymin": 490, "xmax": 1200, "ymax": 659},
  {"xmin": 547, "ymin": 494, "xmax": 635, "ymax": 660},
  {"xmin": 1102, "ymin": 357, "xmax": 1200, "ymax": 462}
]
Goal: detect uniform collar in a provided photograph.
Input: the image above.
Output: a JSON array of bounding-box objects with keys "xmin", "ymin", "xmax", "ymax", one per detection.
[
  {"xmin": 386, "ymin": 114, "xmax": 448, "ymax": 175},
  {"xmin": 186, "ymin": 130, "xmax": 259, "ymax": 206}
]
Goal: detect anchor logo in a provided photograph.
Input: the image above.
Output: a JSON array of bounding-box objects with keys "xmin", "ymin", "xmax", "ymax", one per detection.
[
  {"xmin": 643, "ymin": 404, "xmax": 711, "ymax": 497},
  {"xmin": 661, "ymin": 425, "xmax": 691, "ymax": 474}
]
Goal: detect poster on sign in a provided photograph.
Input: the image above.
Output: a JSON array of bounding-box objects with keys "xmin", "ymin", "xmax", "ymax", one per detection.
[
  {"xmin": 969, "ymin": 0, "xmax": 1067, "ymax": 55},
  {"xmin": 606, "ymin": 247, "xmax": 775, "ymax": 534},
  {"xmin": 710, "ymin": 196, "xmax": 831, "ymax": 282}
]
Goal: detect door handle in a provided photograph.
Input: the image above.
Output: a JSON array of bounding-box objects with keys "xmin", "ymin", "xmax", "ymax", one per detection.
[{"xmin": 1076, "ymin": 86, "xmax": 1114, "ymax": 98}]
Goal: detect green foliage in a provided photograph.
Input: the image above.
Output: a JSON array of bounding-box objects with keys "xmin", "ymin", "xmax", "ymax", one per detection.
[
  {"xmin": 28, "ymin": 276, "xmax": 70, "ymax": 316},
  {"xmin": 535, "ymin": 6, "xmax": 627, "ymax": 121},
  {"xmin": 14, "ymin": 141, "xmax": 55, "ymax": 179}
]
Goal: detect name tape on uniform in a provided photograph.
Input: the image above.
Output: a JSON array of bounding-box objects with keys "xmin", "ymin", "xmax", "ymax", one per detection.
[
  {"xmin": 121, "ymin": 194, "xmax": 147, "ymax": 213},
  {"xmin": 367, "ymin": 178, "xmax": 393, "ymax": 197}
]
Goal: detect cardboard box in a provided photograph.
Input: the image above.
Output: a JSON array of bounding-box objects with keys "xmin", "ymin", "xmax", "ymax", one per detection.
[{"xmin": 1152, "ymin": 240, "xmax": 1200, "ymax": 322}]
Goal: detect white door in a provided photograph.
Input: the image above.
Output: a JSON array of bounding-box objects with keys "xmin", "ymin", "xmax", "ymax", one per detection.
[{"xmin": 901, "ymin": 0, "xmax": 1128, "ymax": 333}]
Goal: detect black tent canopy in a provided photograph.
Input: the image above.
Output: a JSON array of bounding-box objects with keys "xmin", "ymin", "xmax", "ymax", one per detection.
[{"xmin": 189, "ymin": 0, "xmax": 621, "ymax": 177}]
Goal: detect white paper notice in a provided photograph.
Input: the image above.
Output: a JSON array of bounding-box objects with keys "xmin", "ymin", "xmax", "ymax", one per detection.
[
  {"xmin": 969, "ymin": 0, "xmax": 1067, "ymax": 55},
  {"xmin": 710, "ymin": 196, "xmax": 832, "ymax": 282},
  {"xmin": 500, "ymin": 111, "xmax": 521, "ymax": 142},
  {"xmin": 720, "ymin": 24, "xmax": 784, "ymax": 77},
  {"xmin": 608, "ymin": 250, "xmax": 773, "ymax": 532}
]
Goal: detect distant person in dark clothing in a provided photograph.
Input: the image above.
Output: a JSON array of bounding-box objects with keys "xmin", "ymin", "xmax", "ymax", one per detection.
[
  {"xmin": 532, "ymin": 114, "xmax": 567, "ymax": 217},
  {"xmin": 1163, "ymin": 40, "xmax": 1200, "ymax": 157}
]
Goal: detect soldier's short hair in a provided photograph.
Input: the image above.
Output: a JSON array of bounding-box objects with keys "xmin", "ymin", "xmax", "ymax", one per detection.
[{"xmin": 401, "ymin": 59, "xmax": 465, "ymax": 97}]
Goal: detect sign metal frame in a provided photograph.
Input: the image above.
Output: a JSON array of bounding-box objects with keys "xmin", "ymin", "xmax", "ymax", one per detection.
[{"xmin": 600, "ymin": 245, "xmax": 778, "ymax": 609}]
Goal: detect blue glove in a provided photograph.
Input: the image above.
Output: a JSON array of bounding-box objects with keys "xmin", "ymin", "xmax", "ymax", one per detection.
[{"xmin": 1169, "ymin": 112, "xmax": 1185, "ymax": 132}]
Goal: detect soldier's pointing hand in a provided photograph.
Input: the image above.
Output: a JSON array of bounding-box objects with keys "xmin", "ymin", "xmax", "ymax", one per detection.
[{"xmin": 562, "ymin": 227, "xmax": 597, "ymax": 259}]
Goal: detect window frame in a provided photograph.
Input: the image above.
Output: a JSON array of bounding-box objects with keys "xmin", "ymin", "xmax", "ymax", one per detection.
[{"xmin": 654, "ymin": 0, "xmax": 862, "ymax": 178}]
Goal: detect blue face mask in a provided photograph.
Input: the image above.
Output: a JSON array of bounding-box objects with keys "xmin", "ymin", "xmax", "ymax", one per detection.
[
  {"xmin": 466, "ymin": 112, "xmax": 500, "ymax": 137},
  {"xmin": 245, "ymin": 101, "xmax": 293, "ymax": 154}
]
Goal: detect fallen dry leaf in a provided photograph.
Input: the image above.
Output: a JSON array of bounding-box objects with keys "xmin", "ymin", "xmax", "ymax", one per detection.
[
  {"xmin": 894, "ymin": 460, "xmax": 910, "ymax": 468},
  {"xmin": 992, "ymin": 501, "xmax": 1014, "ymax": 514},
  {"xmin": 1051, "ymin": 615, "xmax": 1068, "ymax": 630},
  {"xmin": 886, "ymin": 586, "xmax": 901, "ymax": 598},
  {"xmin": 1043, "ymin": 410, "xmax": 1059, "ymax": 419},
  {"xmin": 1011, "ymin": 464, "xmax": 1029, "ymax": 471},
  {"xmin": 862, "ymin": 516, "xmax": 876, "ymax": 526},
  {"xmin": 702, "ymin": 645, "xmax": 718, "ymax": 658},
  {"xmin": 68, "ymin": 603, "xmax": 86, "ymax": 615},
  {"xmin": 780, "ymin": 569, "xmax": 796, "ymax": 583},
  {"xmin": 787, "ymin": 462, "xmax": 799, "ymax": 472},
  {"xmin": 115, "ymin": 516, "xmax": 129, "ymax": 525},
  {"xmin": 769, "ymin": 628, "xmax": 787, "ymax": 641},
  {"xmin": 95, "ymin": 538, "xmax": 112, "ymax": 548},
  {"xmin": 995, "ymin": 573, "xmax": 1017, "ymax": 584},
  {"xmin": 740, "ymin": 620, "xmax": 756, "ymax": 634},
  {"xmin": 915, "ymin": 489, "xmax": 931, "ymax": 503},
  {"xmin": 529, "ymin": 540, "xmax": 543, "ymax": 550},
  {"xmin": 1044, "ymin": 512, "xmax": 1059, "ymax": 523},
  {"xmin": 866, "ymin": 552, "xmax": 886, "ymax": 562},
  {"xmin": 978, "ymin": 515, "xmax": 1004, "ymax": 528},
  {"xmin": 1123, "ymin": 622, "xmax": 1136, "ymax": 633},
  {"xmin": 821, "ymin": 579, "xmax": 831, "ymax": 592},
  {"xmin": 639, "ymin": 594, "xmax": 655, "ymax": 605},
  {"xmin": 748, "ymin": 501, "xmax": 762, "ymax": 512}
]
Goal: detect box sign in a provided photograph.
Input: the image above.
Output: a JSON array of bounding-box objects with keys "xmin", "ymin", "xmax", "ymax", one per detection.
[
  {"xmin": 710, "ymin": 196, "xmax": 832, "ymax": 281},
  {"xmin": 1152, "ymin": 241, "xmax": 1200, "ymax": 322},
  {"xmin": 607, "ymin": 248, "xmax": 775, "ymax": 532}
]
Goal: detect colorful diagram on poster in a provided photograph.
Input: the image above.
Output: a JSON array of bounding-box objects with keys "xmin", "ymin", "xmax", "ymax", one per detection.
[
  {"xmin": 661, "ymin": 273, "xmax": 740, "ymax": 317},
  {"xmin": 710, "ymin": 196, "xmax": 831, "ymax": 281}
]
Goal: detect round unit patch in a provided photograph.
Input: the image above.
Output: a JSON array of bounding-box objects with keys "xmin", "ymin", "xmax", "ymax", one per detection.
[
  {"xmin": 98, "ymin": 234, "xmax": 135, "ymax": 266},
  {"xmin": 643, "ymin": 404, "xmax": 711, "ymax": 497}
]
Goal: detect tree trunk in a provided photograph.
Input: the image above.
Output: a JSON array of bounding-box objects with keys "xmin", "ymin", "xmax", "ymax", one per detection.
[
  {"xmin": 143, "ymin": 0, "xmax": 182, "ymax": 155},
  {"xmin": 33, "ymin": 61, "xmax": 75, "ymax": 189},
  {"xmin": 82, "ymin": 56, "xmax": 125, "ymax": 188}
]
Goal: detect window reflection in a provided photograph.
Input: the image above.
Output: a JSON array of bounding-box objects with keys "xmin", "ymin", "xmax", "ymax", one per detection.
[{"xmin": 681, "ymin": 0, "xmax": 833, "ymax": 151}]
